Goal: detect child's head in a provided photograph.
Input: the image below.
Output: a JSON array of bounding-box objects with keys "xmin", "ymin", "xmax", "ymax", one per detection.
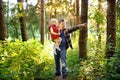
[{"xmin": 50, "ymin": 18, "xmax": 58, "ymax": 25}]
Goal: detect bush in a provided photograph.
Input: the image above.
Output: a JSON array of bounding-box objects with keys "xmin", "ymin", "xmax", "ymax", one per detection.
[
  {"xmin": 0, "ymin": 39, "xmax": 54, "ymax": 80},
  {"xmin": 77, "ymin": 53, "xmax": 106, "ymax": 80},
  {"xmin": 106, "ymin": 49, "xmax": 120, "ymax": 80}
]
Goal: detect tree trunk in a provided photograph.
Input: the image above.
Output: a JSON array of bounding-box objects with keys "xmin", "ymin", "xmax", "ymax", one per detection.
[
  {"xmin": 79, "ymin": 0, "xmax": 88, "ymax": 59},
  {"xmin": 106, "ymin": 0, "xmax": 116, "ymax": 58},
  {"xmin": 6, "ymin": 0, "xmax": 9, "ymax": 38},
  {"xmin": 0, "ymin": 0, "xmax": 7, "ymax": 41},
  {"xmin": 73, "ymin": 0, "xmax": 80, "ymax": 38},
  {"xmin": 97, "ymin": 0, "xmax": 102, "ymax": 42},
  {"xmin": 40, "ymin": 0, "xmax": 45, "ymax": 44},
  {"xmin": 118, "ymin": 0, "xmax": 120, "ymax": 4},
  {"xmin": 29, "ymin": 24, "xmax": 35, "ymax": 39},
  {"xmin": 17, "ymin": 0, "xmax": 28, "ymax": 41},
  {"xmin": 76, "ymin": 0, "xmax": 80, "ymax": 25},
  {"xmin": 15, "ymin": 26, "xmax": 19, "ymax": 39}
]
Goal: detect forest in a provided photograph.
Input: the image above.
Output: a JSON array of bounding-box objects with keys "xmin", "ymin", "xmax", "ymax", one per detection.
[{"xmin": 0, "ymin": 0, "xmax": 120, "ymax": 80}]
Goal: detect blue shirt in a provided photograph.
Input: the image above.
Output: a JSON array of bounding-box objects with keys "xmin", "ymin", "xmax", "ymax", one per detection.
[{"xmin": 59, "ymin": 30, "xmax": 67, "ymax": 50}]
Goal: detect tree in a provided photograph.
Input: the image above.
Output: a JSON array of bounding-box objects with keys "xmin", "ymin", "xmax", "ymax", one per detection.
[
  {"xmin": 40, "ymin": 0, "xmax": 45, "ymax": 44},
  {"xmin": 6, "ymin": 0, "xmax": 9, "ymax": 38},
  {"xmin": 0, "ymin": 0, "xmax": 7, "ymax": 41},
  {"xmin": 75, "ymin": 0, "xmax": 80, "ymax": 25},
  {"xmin": 106, "ymin": 0, "xmax": 116, "ymax": 57},
  {"xmin": 79, "ymin": 0, "xmax": 88, "ymax": 59},
  {"xmin": 118, "ymin": 0, "xmax": 120, "ymax": 4},
  {"xmin": 73, "ymin": 0, "xmax": 79, "ymax": 38},
  {"xmin": 17, "ymin": 0, "xmax": 28, "ymax": 41}
]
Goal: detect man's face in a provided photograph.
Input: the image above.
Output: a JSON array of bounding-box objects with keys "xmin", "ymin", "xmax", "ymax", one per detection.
[{"xmin": 59, "ymin": 21, "xmax": 65, "ymax": 30}]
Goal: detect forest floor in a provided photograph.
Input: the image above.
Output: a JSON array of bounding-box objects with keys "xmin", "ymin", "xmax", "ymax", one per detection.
[{"xmin": 55, "ymin": 75, "xmax": 66, "ymax": 80}]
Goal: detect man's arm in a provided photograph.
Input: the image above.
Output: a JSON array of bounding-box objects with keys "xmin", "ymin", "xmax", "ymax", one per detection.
[{"xmin": 67, "ymin": 23, "xmax": 86, "ymax": 33}]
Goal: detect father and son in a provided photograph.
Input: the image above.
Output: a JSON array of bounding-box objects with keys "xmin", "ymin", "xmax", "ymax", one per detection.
[{"xmin": 48, "ymin": 18, "xmax": 86, "ymax": 79}]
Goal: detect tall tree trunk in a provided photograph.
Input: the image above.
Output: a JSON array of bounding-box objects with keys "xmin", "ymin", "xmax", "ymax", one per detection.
[
  {"xmin": 76, "ymin": 0, "xmax": 80, "ymax": 25},
  {"xmin": 15, "ymin": 26, "xmax": 19, "ymax": 39},
  {"xmin": 6, "ymin": 0, "xmax": 9, "ymax": 38},
  {"xmin": 40, "ymin": 0, "xmax": 45, "ymax": 44},
  {"xmin": 29, "ymin": 24, "xmax": 35, "ymax": 39},
  {"xmin": 0, "ymin": 0, "xmax": 7, "ymax": 41},
  {"xmin": 79, "ymin": 0, "xmax": 88, "ymax": 59},
  {"xmin": 17, "ymin": 0, "xmax": 28, "ymax": 41},
  {"xmin": 118, "ymin": 0, "xmax": 120, "ymax": 4},
  {"xmin": 97, "ymin": 0, "xmax": 102, "ymax": 42},
  {"xmin": 73, "ymin": 0, "xmax": 79, "ymax": 38},
  {"xmin": 106, "ymin": 0, "xmax": 116, "ymax": 58},
  {"xmin": 75, "ymin": 0, "xmax": 80, "ymax": 38},
  {"xmin": 73, "ymin": 2, "xmax": 76, "ymax": 26}
]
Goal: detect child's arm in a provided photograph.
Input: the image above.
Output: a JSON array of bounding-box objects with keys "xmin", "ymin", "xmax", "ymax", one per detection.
[{"xmin": 50, "ymin": 27, "xmax": 60, "ymax": 35}]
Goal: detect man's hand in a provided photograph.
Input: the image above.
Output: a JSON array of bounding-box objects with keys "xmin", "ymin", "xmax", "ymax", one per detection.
[
  {"xmin": 81, "ymin": 23, "xmax": 87, "ymax": 27},
  {"xmin": 77, "ymin": 23, "xmax": 87, "ymax": 27}
]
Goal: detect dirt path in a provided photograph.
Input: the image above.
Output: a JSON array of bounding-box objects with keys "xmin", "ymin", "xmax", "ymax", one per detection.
[{"xmin": 55, "ymin": 75, "xmax": 66, "ymax": 80}]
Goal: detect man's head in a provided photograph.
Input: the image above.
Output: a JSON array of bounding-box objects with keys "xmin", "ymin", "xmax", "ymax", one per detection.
[{"xmin": 59, "ymin": 19, "xmax": 66, "ymax": 30}]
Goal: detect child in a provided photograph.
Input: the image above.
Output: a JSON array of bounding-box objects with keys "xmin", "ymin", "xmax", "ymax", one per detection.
[{"xmin": 49, "ymin": 18, "xmax": 62, "ymax": 53}]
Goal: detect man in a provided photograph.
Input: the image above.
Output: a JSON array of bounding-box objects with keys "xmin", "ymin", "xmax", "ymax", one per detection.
[{"xmin": 54, "ymin": 19, "xmax": 86, "ymax": 79}]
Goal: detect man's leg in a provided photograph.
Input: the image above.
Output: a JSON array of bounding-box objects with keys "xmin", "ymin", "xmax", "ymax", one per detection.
[
  {"xmin": 60, "ymin": 49, "xmax": 67, "ymax": 79},
  {"xmin": 54, "ymin": 49, "xmax": 61, "ymax": 76}
]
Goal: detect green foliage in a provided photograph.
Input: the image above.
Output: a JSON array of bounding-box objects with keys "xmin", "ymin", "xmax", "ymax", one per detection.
[
  {"xmin": 78, "ymin": 54, "xmax": 106, "ymax": 80},
  {"xmin": 116, "ymin": 4, "xmax": 120, "ymax": 19},
  {"xmin": 1, "ymin": 0, "xmax": 120, "ymax": 80},
  {"xmin": 0, "ymin": 39, "xmax": 54, "ymax": 80},
  {"xmin": 45, "ymin": 0, "xmax": 69, "ymax": 14},
  {"xmin": 116, "ymin": 4, "xmax": 120, "ymax": 49},
  {"xmin": 77, "ymin": 34, "xmax": 106, "ymax": 80},
  {"xmin": 89, "ymin": 8, "xmax": 105, "ymax": 25},
  {"xmin": 0, "ymin": 35, "xmax": 120, "ymax": 80},
  {"xmin": 93, "ymin": 10, "xmax": 105, "ymax": 25},
  {"xmin": 106, "ymin": 49, "xmax": 120, "ymax": 80},
  {"xmin": 65, "ymin": 36, "xmax": 106, "ymax": 80}
]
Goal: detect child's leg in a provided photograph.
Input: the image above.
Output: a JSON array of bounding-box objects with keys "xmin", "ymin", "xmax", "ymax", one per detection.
[
  {"xmin": 54, "ymin": 37, "xmax": 62, "ymax": 51},
  {"xmin": 55, "ymin": 37, "xmax": 62, "ymax": 46}
]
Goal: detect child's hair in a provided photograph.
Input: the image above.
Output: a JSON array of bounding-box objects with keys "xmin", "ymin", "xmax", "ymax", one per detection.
[{"xmin": 50, "ymin": 18, "xmax": 58, "ymax": 25}]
